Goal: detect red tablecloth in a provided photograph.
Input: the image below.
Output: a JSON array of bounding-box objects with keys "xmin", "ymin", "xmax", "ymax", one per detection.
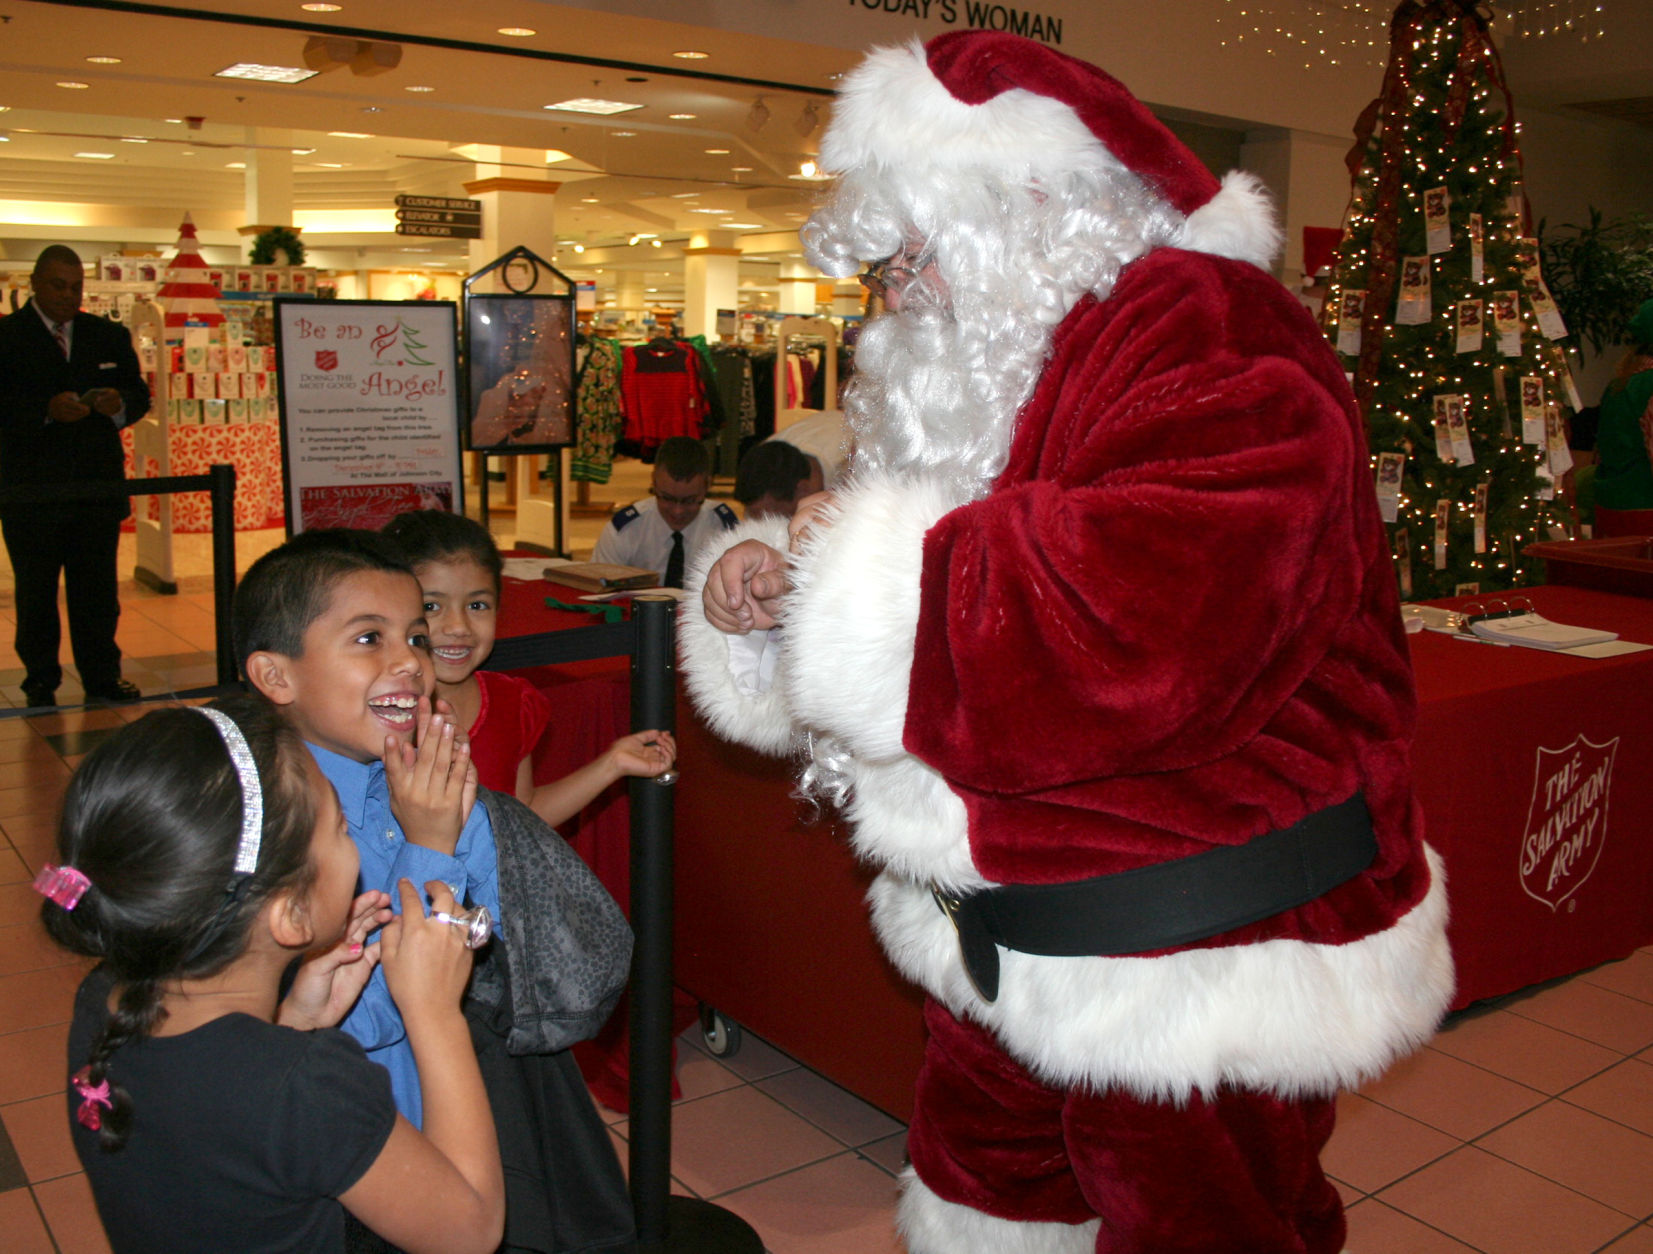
[
  {"xmin": 122, "ymin": 420, "xmax": 285, "ymax": 532},
  {"xmin": 1407, "ymin": 584, "xmax": 1653, "ymax": 1008},
  {"xmin": 669, "ymin": 583, "xmax": 1653, "ymax": 1120}
]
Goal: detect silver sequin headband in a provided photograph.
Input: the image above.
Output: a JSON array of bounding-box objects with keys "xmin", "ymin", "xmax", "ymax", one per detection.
[{"xmin": 196, "ymin": 708, "xmax": 264, "ymax": 876}]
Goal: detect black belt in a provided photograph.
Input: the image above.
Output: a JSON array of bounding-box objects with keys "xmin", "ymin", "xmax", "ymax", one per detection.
[{"xmin": 933, "ymin": 791, "xmax": 1377, "ymax": 1003}]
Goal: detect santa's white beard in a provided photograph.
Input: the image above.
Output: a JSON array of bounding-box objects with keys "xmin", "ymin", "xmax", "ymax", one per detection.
[{"xmin": 814, "ymin": 162, "xmax": 1181, "ymax": 502}]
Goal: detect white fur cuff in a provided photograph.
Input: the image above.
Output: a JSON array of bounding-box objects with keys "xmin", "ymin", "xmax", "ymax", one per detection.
[{"xmin": 679, "ymin": 515, "xmax": 797, "ymax": 756}]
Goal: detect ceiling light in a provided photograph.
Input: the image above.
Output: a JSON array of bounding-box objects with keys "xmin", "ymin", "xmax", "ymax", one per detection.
[
  {"xmin": 544, "ymin": 98, "xmax": 642, "ymax": 116},
  {"xmin": 573, "ymin": 244, "xmax": 585, "ymax": 253},
  {"xmin": 291, "ymin": 146, "xmax": 316, "ymax": 155},
  {"xmin": 610, "ymin": 130, "xmax": 637, "ymax": 138},
  {"xmin": 544, "ymin": 149, "xmax": 571, "ymax": 163},
  {"xmin": 302, "ymin": 2, "xmax": 343, "ymax": 9},
  {"xmin": 328, "ymin": 131, "xmax": 373, "ymax": 138},
  {"xmin": 74, "ymin": 151, "xmax": 115, "ymax": 159},
  {"xmin": 747, "ymin": 97, "xmax": 770, "ymax": 132},
  {"xmin": 789, "ymin": 161, "xmax": 831, "ymax": 181},
  {"xmin": 498, "ymin": 26, "xmax": 536, "ymax": 36},
  {"xmin": 580, "ymin": 197, "xmax": 600, "ymax": 203},
  {"xmin": 121, "ymin": 136, "xmax": 149, "ymax": 143},
  {"xmin": 704, "ymin": 148, "xmax": 730, "ymax": 155},
  {"xmin": 673, "ymin": 50, "xmax": 710, "ymax": 59},
  {"xmin": 730, "ymin": 165, "xmax": 753, "ymax": 172},
  {"xmin": 723, "ymin": 222, "xmax": 764, "ymax": 229},
  {"xmin": 406, "ymin": 85, "xmax": 435, "ymax": 92},
  {"xmin": 85, "ymin": 55, "xmax": 122, "ymax": 65},
  {"xmin": 0, "ymin": 136, "xmax": 8, "ymax": 143},
  {"xmin": 57, "ymin": 81, "xmax": 91, "ymax": 90},
  {"xmin": 226, "ymin": 161, "xmax": 246, "ymax": 168},
  {"xmin": 691, "ymin": 208, "xmax": 732, "ymax": 214},
  {"xmin": 668, "ymin": 113, "xmax": 696, "ymax": 120},
  {"xmin": 651, "ymin": 239, "xmax": 662, "ymax": 247},
  {"xmin": 215, "ymin": 63, "xmax": 319, "ymax": 83},
  {"xmin": 361, "ymin": 106, "xmax": 380, "ymax": 114},
  {"xmin": 164, "ymin": 117, "xmax": 182, "ymax": 124},
  {"xmin": 314, "ymin": 161, "xmax": 347, "ymax": 168}
]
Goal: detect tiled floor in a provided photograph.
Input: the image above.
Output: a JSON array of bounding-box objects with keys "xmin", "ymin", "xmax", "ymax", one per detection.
[{"xmin": 1, "ymin": 466, "xmax": 1651, "ymax": 1252}]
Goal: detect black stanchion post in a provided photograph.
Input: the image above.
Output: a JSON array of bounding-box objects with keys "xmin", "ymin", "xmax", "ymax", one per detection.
[
  {"xmin": 626, "ymin": 596, "xmax": 762, "ymax": 1254},
  {"xmin": 208, "ymin": 463, "xmax": 239, "ymax": 686}
]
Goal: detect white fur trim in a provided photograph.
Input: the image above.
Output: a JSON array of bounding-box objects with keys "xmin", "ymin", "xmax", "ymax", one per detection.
[
  {"xmin": 1179, "ymin": 170, "xmax": 1284, "ymax": 269},
  {"xmin": 679, "ymin": 515, "xmax": 797, "ymax": 756},
  {"xmin": 899, "ymin": 1168, "xmax": 1100, "ymax": 1254},
  {"xmin": 821, "ymin": 40, "xmax": 1118, "ymax": 186},
  {"xmin": 843, "ymin": 753, "xmax": 981, "ymax": 891},
  {"xmin": 782, "ymin": 473, "xmax": 961, "ymax": 759},
  {"xmin": 868, "ymin": 846, "xmax": 1454, "ymax": 1102},
  {"xmin": 819, "ymin": 41, "xmax": 1281, "ymax": 269}
]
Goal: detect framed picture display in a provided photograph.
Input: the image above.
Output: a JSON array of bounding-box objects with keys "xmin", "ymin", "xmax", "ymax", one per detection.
[{"xmin": 465, "ymin": 291, "xmax": 576, "ymax": 454}]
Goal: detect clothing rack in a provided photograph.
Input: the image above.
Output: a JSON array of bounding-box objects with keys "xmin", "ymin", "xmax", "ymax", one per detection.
[{"xmin": 773, "ymin": 316, "xmax": 839, "ymax": 434}]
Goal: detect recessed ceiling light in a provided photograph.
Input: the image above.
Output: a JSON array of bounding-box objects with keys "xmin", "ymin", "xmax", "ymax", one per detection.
[
  {"xmin": 671, "ymin": 192, "xmax": 698, "ymax": 199},
  {"xmin": 361, "ymin": 106, "xmax": 380, "ymax": 114},
  {"xmin": 121, "ymin": 136, "xmax": 149, "ymax": 143},
  {"xmin": 328, "ymin": 131, "xmax": 373, "ymax": 138},
  {"xmin": 57, "ymin": 81, "xmax": 91, "ymax": 90},
  {"xmin": 314, "ymin": 161, "xmax": 347, "ymax": 168},
  {"xmin": 0, "ymin": 107, "xmax": 9, "ymax": 113},
  {"xmin": 497, "ymin": 26, "xmax": 536, "ymax": 36},
  {"xmin": 610, "ymin": 130, "xmax": 636, "ymax": 138},
  {"xmin": 651, "ymin": 239, "xmax": 662, "ymax": 247},
  {"xmin": 672, "ymin": 50, "xmax": 709, "ymax": 59},
  {"xmin": 668, "ymin": 113, "xmax": 695, "ymax": 120},
  {"xmin": 74, "ymin": 151, "xmax": 115, "ymax": 159},
  {"xmin": 0, "ymin": 136, "xmax": 8, "ymax": 143},
  {"xmin": 291, "ymin": 147, "xmax": 316, "ymax": 155},
  {"xmin": 215, "ymin": 63, "xmax": 318, "ymax": 83},
  {"xmin": 704, "ymin": 148, "xmax": 730, "ymax": 155},
  {"xmin": 544, "ymin": 98, "xmax": 642, "ymax": 116},
  {"xmin": 723, "ymin": 223, "xmax": 764, "ymax": 229},
  {"xmin": 301, "ymin": 2, "xmax": 343, "ymax": 9},
  {"xmin": 226, "ymin": 161, "xmax": 246, "ymax": 168},
  {"xmin": 580, "ymin": 197, "xmax": 600, "ymax": 203},
  {"xmin": 85, "ymin": 55, "xmax": 122, "ymax": 65},
  {"xmin": 406, "ymin": 85, "xmax": 435, "ymax": 92},
  {"xmin": 164, "ymin": 117, "xmax": 183, "ymax": 124},
  {"xmin": 730, "ymin": 165, "xmax": 753, "ymax": 172},
  {"xmin": 691, "ymin": 208, "xmax": 732, "ymax": 214}
]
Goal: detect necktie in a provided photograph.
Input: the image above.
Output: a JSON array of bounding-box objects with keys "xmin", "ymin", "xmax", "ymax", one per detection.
[
  {"xmin": 664, "ymin": 531, "xmax": 685, "ymax": 589},
  {"xmin": 53, "ymin": 322, "xmax": 70, "ymax": 360}
]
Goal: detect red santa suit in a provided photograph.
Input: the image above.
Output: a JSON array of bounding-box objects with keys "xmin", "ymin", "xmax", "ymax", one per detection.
[{"xmin": 680, "ymin": 32, "xmax": 1453, "ymax": 1254}]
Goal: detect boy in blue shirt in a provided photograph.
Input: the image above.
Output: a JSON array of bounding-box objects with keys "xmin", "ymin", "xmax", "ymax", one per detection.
[{"xmin": 234, "ymin": 529, "xmax": 496, "ymax": 1128}]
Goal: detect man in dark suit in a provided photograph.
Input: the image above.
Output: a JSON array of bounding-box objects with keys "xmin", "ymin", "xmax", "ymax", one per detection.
[{"xmin": 0, "ymin": 245, "xmax": 149, "ymax": 705}]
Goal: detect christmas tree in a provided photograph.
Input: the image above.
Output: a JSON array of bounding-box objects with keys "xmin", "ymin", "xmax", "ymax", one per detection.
[{"xmin": 1322, "ymin": 0, "xmax": 1576, "ymax": 601}]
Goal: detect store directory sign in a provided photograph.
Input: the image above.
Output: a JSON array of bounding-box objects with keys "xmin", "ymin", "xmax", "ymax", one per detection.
[{"xmin": 273, "ymin": 299, "xmax": 463, "ymax": 534}]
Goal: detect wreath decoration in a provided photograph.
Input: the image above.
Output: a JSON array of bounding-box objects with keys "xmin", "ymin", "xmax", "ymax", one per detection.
[{"xmin": 249, "ymin": 226, "xmax": 305, "ymax": 267}]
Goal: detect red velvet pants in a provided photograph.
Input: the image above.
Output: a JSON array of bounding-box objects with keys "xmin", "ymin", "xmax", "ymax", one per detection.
[{"xmin": 906, "ymin": 999, "xmax": 1345, "ymax": 1254}]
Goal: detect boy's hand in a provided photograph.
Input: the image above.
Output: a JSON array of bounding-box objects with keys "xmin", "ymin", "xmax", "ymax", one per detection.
[
  {"xmin": 611, "ymin": 729, "xmax": 676, "ymax": 778},
  {"xmin": 378, "ymin": 879, "xmax": 474, "ymax": 1027},
  {"xmin": 277, "ymin": 889, "xmax": 393, "ymax": 1030},
  {"xmin": 385, "ymin": 697, "xmax": 473, "ymax": 856}
]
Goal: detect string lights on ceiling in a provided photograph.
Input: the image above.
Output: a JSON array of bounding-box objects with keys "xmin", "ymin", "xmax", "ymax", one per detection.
[{"xmin": 1217, "ymin": 1, "xmax": 1606, "ymax": 70}]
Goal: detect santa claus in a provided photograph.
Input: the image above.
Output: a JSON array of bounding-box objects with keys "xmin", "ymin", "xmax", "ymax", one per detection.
[{"xmin": 681, "ymin": 31, "xmax": 1453, "ymax": 1254}]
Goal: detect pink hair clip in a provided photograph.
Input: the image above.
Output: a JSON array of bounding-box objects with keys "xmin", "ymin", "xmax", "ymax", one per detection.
[
  {"xmin": 33, "ymin": 864, "xmax": 91, "ymax": 911},
  {"xmin": 72, "ymin": 1066, "xmax": 113, "ymax": 1131}
]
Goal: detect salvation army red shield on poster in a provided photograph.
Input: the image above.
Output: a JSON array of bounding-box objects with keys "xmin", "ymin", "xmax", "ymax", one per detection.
[
  {"xmin": 1519, "ymin": 734, "xmax": 1617, "ymax": 912},
  {"xmin": 314, "ymin": 349, "xmax": 338, "ymax": 371}
]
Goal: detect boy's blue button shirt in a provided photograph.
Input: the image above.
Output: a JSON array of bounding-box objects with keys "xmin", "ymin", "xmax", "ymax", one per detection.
[{"xmin": 309, "ymin": 742, "xmax": 501, "ymax": 1128}]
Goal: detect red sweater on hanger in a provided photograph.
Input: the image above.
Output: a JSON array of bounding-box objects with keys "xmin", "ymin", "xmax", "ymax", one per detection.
[{"xmin": 622, "ymin": 339, "xmax": 705, "ymax": 450}]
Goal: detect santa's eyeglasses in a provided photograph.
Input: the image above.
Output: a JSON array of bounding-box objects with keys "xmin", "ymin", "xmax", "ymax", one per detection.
[{"xmin": 858, "ymin": 252, "xmax": 932, "ymax": 299}]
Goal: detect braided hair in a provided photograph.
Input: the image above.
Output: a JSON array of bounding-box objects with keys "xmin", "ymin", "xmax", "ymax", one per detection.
[{"xmin": 40, "ymin": 696, "xmax": 318, "ymax": 1152}]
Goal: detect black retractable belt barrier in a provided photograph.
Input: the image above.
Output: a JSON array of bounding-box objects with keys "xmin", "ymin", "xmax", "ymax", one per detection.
[
  {"xmin": 481, "ymin": 597, "xmax": 762, "ymax": 1253},
  {"xmin": 0, "ymin": 464, "xmax": 240, "ymax": 717}
]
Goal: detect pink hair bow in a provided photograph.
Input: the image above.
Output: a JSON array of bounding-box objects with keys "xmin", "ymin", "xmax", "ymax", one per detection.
[{"xmin": 72, "ymin": 1066, "xmax": 113, "ymax": 1131}]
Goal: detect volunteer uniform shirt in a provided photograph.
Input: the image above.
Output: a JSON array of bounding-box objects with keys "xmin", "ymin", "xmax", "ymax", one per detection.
[{"xmin": 591, "ymin": 495, "xmax": 737, "ymax": 582}]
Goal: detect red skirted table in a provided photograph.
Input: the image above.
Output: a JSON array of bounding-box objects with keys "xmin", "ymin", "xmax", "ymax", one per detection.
[
  {"xmin": 121, "ymin": 420, "xmax": 285, "ymax": 532},
  {"xmin": 668, "ymin": 583, "xmax": 1653, "ymax": 1120}
]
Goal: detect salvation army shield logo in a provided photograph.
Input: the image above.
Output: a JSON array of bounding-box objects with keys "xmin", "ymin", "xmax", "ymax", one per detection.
[
  {"xmin": 1519, "ymin": 734, "xmax": 1617, "ymax": 911},
  {"xmin": 314, "ymin": 349, "xmax": 339, "ymax": 371}
]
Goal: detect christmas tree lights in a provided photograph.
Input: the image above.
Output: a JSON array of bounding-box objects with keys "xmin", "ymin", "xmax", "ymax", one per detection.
[{"xmin": 1323, "ymin": 0, "xmax": 1576, "ymax": 600}]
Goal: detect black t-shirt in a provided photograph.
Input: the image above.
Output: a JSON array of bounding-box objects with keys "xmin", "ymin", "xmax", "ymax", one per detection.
[{"xmin": 68, "ymin": 967, "xmax": 398, "ymax": 1254}]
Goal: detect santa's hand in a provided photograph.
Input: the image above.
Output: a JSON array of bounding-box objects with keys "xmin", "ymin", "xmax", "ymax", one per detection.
[
  {"xmin": 704, "ymin": 539, "xmax": 790, "ymax": 634},
  {"xmin": 788, "ymin": 491, "xmax": 839, "ymax": 556}
]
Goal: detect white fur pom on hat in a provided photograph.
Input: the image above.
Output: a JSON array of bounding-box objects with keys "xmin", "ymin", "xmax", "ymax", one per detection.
[{"xmin": 819, "ymin": 32, "xmax": 1281, "ymax": 269}]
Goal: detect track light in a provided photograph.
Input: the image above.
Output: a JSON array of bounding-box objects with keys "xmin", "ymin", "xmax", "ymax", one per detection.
[{"xmin": 747, "ymin": 96, "xmax": 770, "ymax": 132}]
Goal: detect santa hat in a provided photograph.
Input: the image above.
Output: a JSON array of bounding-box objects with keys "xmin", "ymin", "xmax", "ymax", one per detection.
[{"xmin": 818, "ymin": 32, "xmax": 1280, "ymax": 269}]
